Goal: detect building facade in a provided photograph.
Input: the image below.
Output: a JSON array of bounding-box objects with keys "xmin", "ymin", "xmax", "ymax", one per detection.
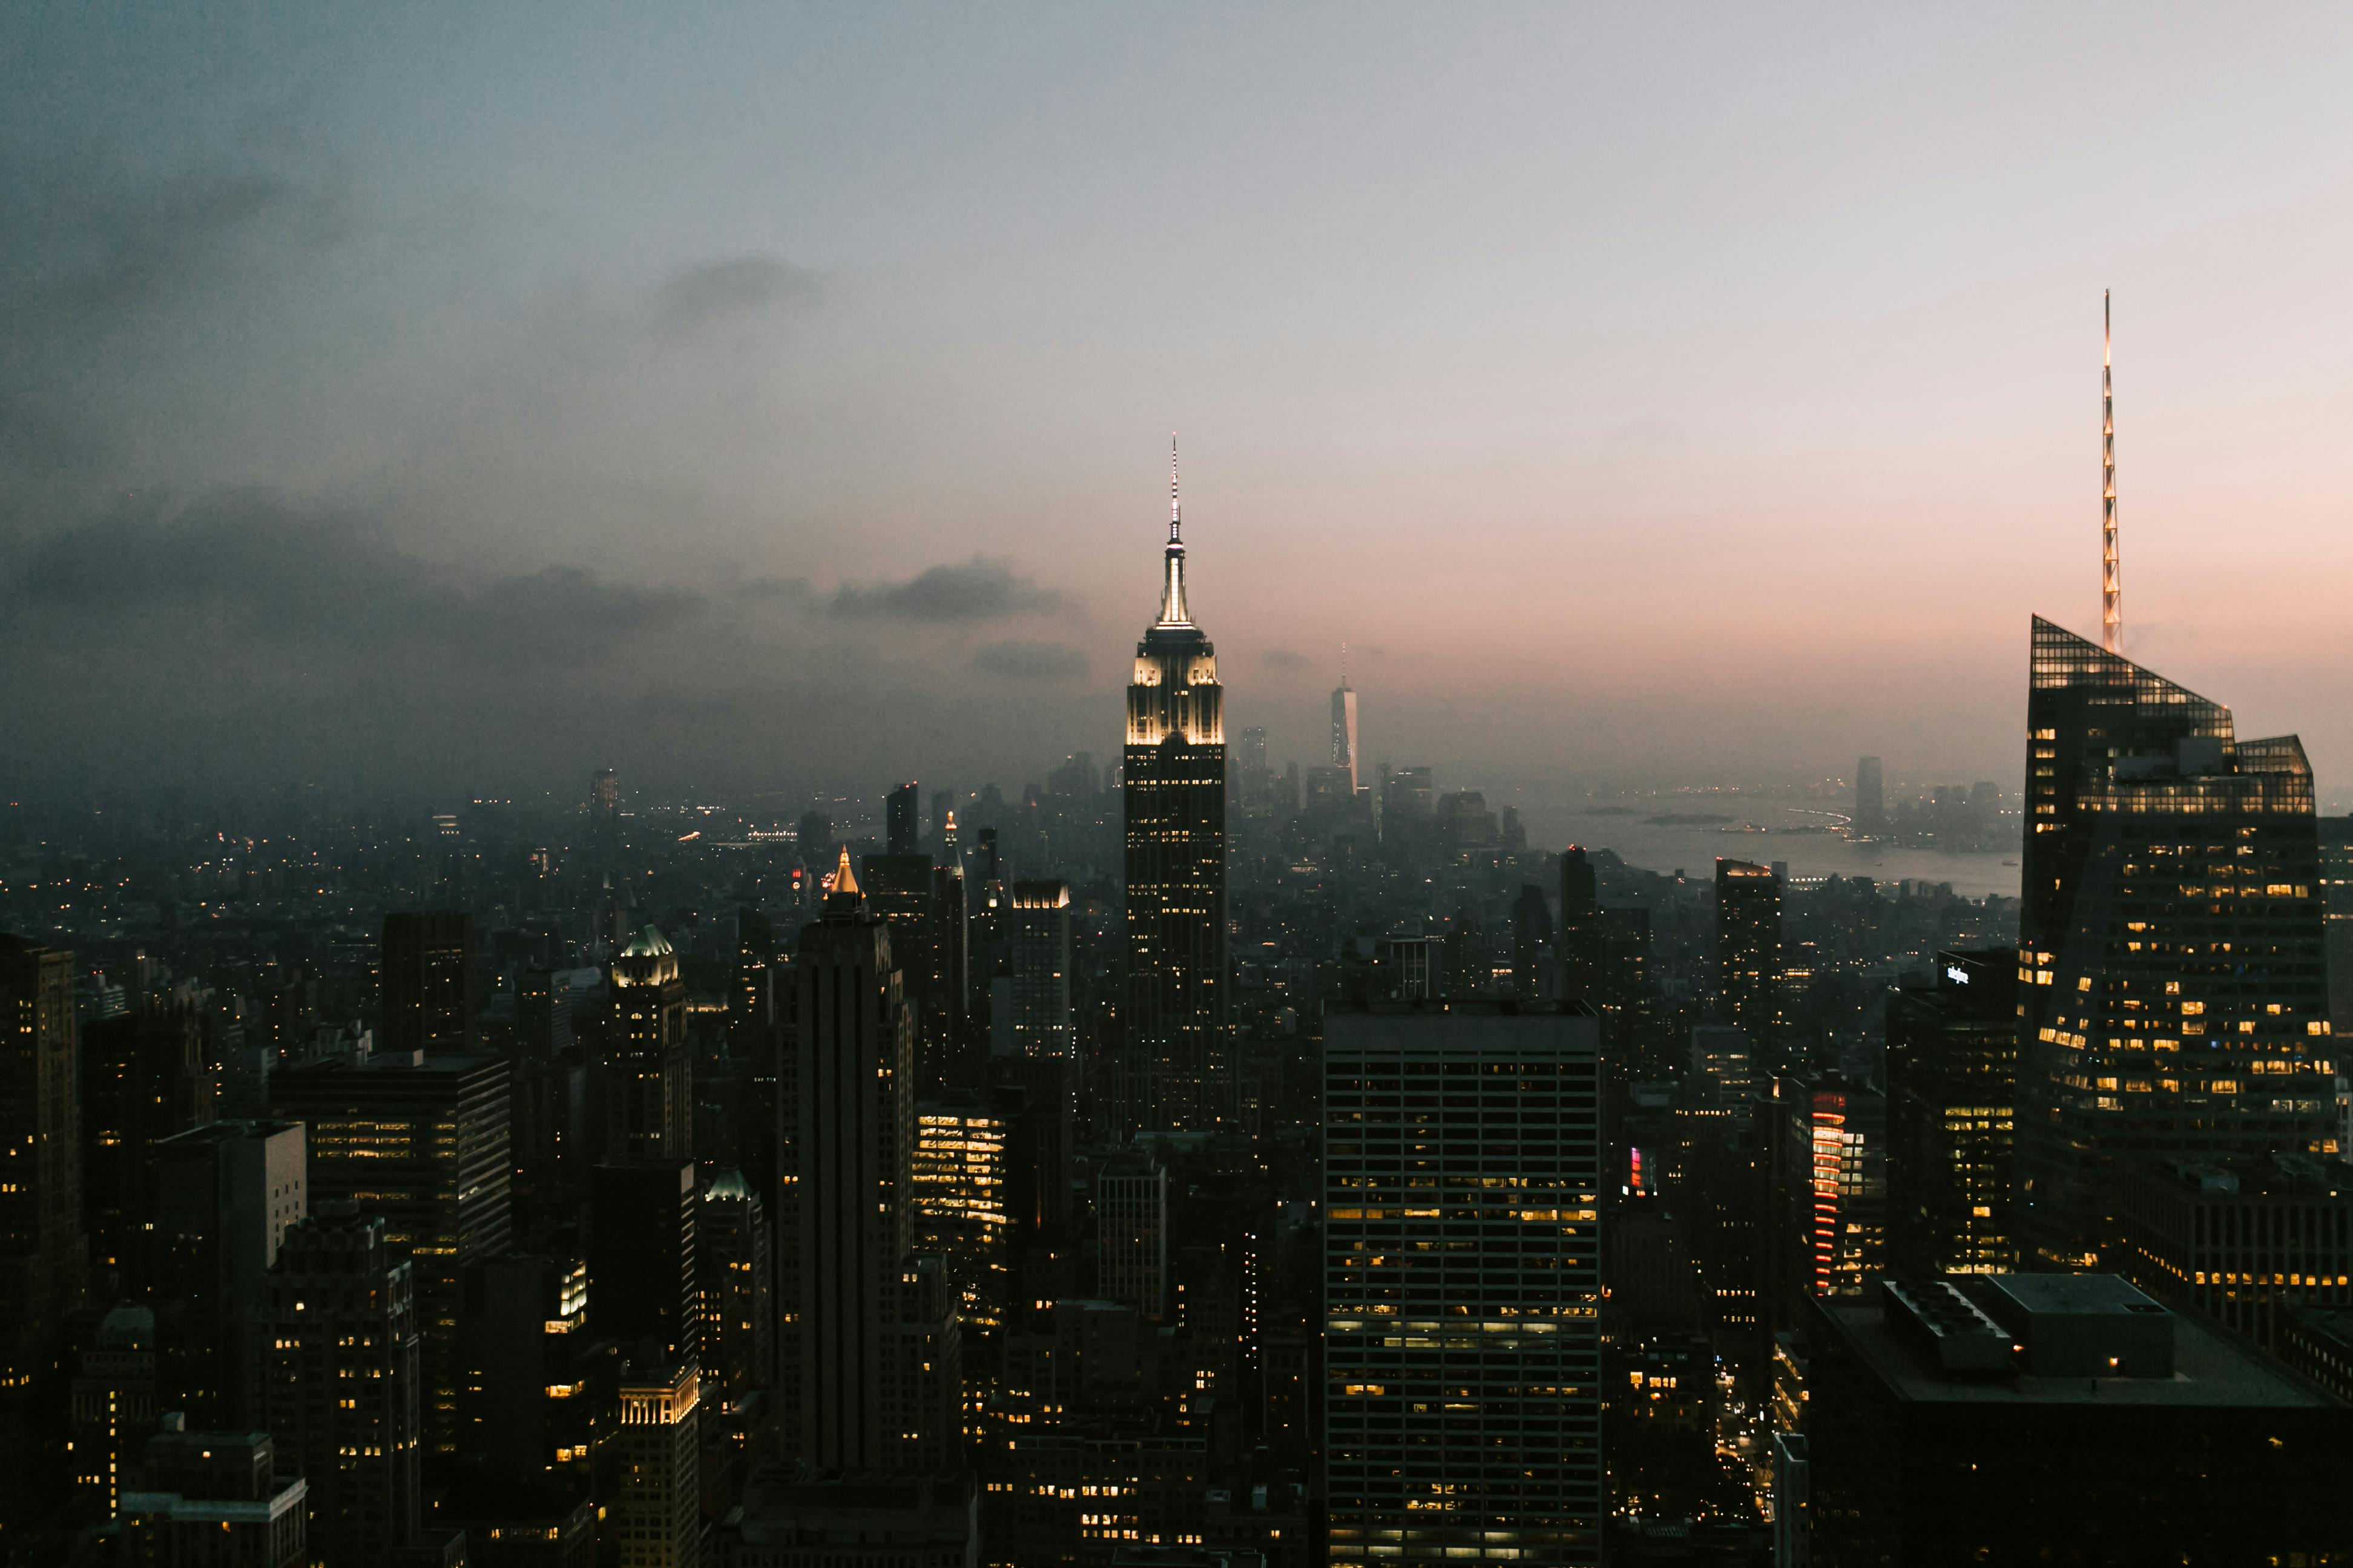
[
  {"xmin": 270, "ymin": 1049, "xmax": 512, "ymax": 1459},
  {"xmin": 258, "ymin": 1212, "xmax": 421, "ymax": 1567},
  {"xmin": 1886, "ymin": 950, "xmax": 2016, "ymax": 1276},
  {"xmin": 788, "ymin": 859, "xmax": 963, "ymax": 1470},
  {"xmin": 1323, "ymin": 1001, "xmax": 1604, "ymax": 1567}
]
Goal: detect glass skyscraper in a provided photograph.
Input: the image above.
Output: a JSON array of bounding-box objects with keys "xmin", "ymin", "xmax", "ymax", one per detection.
[
  {"xmin": 1123, "ymin": 451, "xmax": 1228, "ymax": 1130},
  {"xmin": 2016, "ymin": 616, "xmax": 2334, "ymax": 1268}
]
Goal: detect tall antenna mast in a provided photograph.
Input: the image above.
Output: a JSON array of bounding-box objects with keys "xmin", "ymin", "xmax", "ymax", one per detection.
[
  {"xmin": 2102, "ymin": 289, "xmax": 2122, "ymax": 655},
  {"xmin": 1170, "ymin": 433, "xmax": 1182, "ymax": 544}
]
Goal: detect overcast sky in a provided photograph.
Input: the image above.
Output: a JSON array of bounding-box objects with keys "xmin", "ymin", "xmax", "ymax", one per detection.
[{"xmin": 8, "ymin": 4, "xmax": 2353, "ymax": 810}]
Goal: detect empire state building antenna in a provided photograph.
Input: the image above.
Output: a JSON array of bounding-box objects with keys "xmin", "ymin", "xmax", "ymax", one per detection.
[{"xmin": 2102, "ymin": 289, "xmax": 2122, "ymax": 655}]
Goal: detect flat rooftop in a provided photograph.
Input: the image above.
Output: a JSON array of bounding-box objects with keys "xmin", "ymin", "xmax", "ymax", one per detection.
[{"xmin": 1819, "ymin": 1298, "xmax": 2331, "ymax": 1410}]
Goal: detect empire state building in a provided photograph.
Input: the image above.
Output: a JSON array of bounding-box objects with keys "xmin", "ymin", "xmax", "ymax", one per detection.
[{"xmin": 1124, "ymin": 441, "xmax": 1229, "ymax": 1130}]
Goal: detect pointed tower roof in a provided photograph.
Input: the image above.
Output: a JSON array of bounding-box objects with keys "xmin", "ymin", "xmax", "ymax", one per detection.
[
  {"xmin": 1157, "ymin": 433, "xmax": 1193, "ymax": 628},
  {"xmin": 833, "ymin": 845, "xmax": 860, "ymax": 897}
]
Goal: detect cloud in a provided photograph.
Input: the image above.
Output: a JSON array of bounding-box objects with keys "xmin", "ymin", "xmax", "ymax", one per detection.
[
  {"xmin": 654, "ymin": 255, "xmax": 819, "ymax": 338},
  {"xmin": 831, "ymin": 556, "xmax": 1065, "ymax": 622},
  {"xmin": 7, "ymin": 493, "xmax": 702, "ymax": 666},
  {"xmin": 973, "ymin": 640, "xmax": 1088, "ymax": 681},
  {"xmin": 1262, "ymin": 648, "xmax": 1311, "ymax": 669}
]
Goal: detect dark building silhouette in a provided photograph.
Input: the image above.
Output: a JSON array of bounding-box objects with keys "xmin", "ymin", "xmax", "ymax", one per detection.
[
  {"xmin": 1714, "ymin": 859, "xmax": 1782, "ymax": 1049},
  {"xmin": 785, "ymin": 854, "xmax": 962, "ymax": 1470},
  {"xmin": 270, "ymin": 1049, "xmax": 512, "ymax": 1460},
  {"xmin": 518, "ymin": 967, "xmax": 573, "ymax": 1060},
  {"xmin": 81, "ymin": 992, "xmax": 213, "ymax": 1293},
  {"xmin": 700, "ymin": 1169, "xmax": 774, "ymax": 1409},
  {"xmin": 380, "ymin": 911, "xmax": 475, "ymax": 1055},
  {"xmin": 606, "ymin": 924, "xmax": 691, "ymax": 1162},
  {"xmin": 2016, "ymin": 617, "xmax": 2332, "ymax": 1269},
  {"xmin": 1854, "ymin": 755, "xmax": 1884, "ymax": 834},
  {"xmin": 1122, "ymin": 449, "xmax": 1229, "ymax": 1130},
  {"xmin": 591, "ymin": 767, "xmax": 620, "ymax": 884},
  {"xmin": 2321, "ymin": 813, "xmax": 2353, "ymax": 1034},
  {"xmin": 589, "ymin": 1160, "xmax": 699, "ymax": 1366},
  {"xmin": 150, "ymin": 1120, "xmax": 308, "ymax": 1426},
  {"xmin": 260, "ymin": 1211, "xmax": 421, "ymax": 1567},
  {"xmin": 887, "ymin": 780, "xmax": 923, "ymax": 857},
  {"xmin": 1558, "ymin": 847, "xmax": 1602, "ymax": 1003},
  {"xmin": 459, "ymin": 1253, "xmax": 600, "ymax": 1493},
  {"xmin": 1803, "ymin": 1276, "xmax": 2353, "ymax": 1564},
  {"xmin": 861, "ymin": 852, "xmax": 952, "ymax": 1085},
  {"xmin": 0, "ymin": 934, "xmax": 90, "ymax": 1531},
  {"xmin": 1324, "ymin": 1000, "xmax": 1604, "ymax": 1567},
  {"xmin": 1886, "ymin": 949, "xmax": 2016, "ymax": 1277},
  {"xmin": 1510, "ymin": 882, "xmax": 1554, "ymax": 1000}
]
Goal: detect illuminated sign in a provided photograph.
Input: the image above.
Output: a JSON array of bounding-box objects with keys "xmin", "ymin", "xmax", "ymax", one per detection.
[{"xmin": 1946, "ymin": 965, "xmax": 1969, "ymax": 985}]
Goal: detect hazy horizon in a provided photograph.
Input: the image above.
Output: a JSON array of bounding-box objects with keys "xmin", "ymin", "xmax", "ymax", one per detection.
[{"xmin": 9, "ymin": 4, "xmax": 2353, "ymax": 809}]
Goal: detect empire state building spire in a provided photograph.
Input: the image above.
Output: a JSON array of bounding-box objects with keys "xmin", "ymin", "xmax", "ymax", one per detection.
[
  {"xmin": 1158, "ymin": 433, "xmax": 1192, "ymax": 628},
  {"xmin": 2102, "ymin": 289, "xmax": 2122, "ymax": 655}
]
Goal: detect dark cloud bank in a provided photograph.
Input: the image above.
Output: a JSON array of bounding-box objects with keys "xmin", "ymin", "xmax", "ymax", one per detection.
[{"xmin": 0, "ymin": 150, "xmax": 1104, "ymax": 803}]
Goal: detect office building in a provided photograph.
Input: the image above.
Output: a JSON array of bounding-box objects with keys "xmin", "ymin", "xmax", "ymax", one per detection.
[
  {"xmin": 2017, "ymin": 617, "xmax": 2333, "ymax": 1268},
  {"xmin": 1775, "ymin": 1070, "xmax": 1886, "ymax": 1310},
  {"xmin": 702, "ymin": 1170, "xmax": 775, "ymax": 1408},
  {"xmin": 1330, "ymin": 674, "xmax": 1359, "ymax": 797},
  {"xmin": 1005, "ymin": 880, "xmax": 1073, "ymax": 1060},
  {"xmin": 591, "ymin": 768, "xmax": 622, "ymax": 882},
  {"xmin": 150, "ymin": 1120, "xmax": 307, "ymax": 1426},
  {"xmin": 81, "ymin": 995, "xmax": 211, "ymax": 1290},
  {"xmin": 70, "ymin": 1302, "xmax": 157, "ymax": 1520},
  {"xmin": 613, "ymin": 1362, "xmax": 702, "ymax": 1568},
  {"xmin": 459, "ymin": 1254, "xmax": 599, "ymax": 1481},
  {"xmin": 787, "ymin": 856, "xmax": 963, "ymax": 1469},
  {"xmin": 1323, "ymin": 1000, "xmax": 1604, "ymax": 1567},
  {"xmin": 1556, "ymin": 847, "xmax": 1602, "ymax": 1004},
  {"xmin": 591, "ymin": 1160, "xmax": 700, "ymax": 1365},
  {"xmin": 2110, "ymin": 1152, "xmax": 2353, "ymax": 1349},
  {"xmin": 1885, "ymin": 950, "xmax": 2016, "ymax": 1277},
  {"xmin": 1854, "ymin": 757, "xmax": 1884, "ymax": 835},
  {"xmin": 861, "ymin": 851, "xmax": 956, "ymax": 1083},
  {"xmin": 271, "ymin": 1049, "xmax": 511, "ymax": 1458},
  {"xmin": 1802, "ymin": 1276, "xmax": 2353, "ymax": 1564},
  {"xmin": 1511, "ymin": 883, "xmax": 1554, "ymax": 1000},
  {"xmin": 1715, "ymin": 860, "xmax": 1782, "ymax": 1048},
  {"xmin": 258, "ymin": 1211, "xmax": 421, "ymax": 1567},
  {"xmin": 607, "ymin": 925, "xmax": 691, "ymax": 1162},
  {"xmin": 121, "ymin": 1419, "xmax": 307, "ymax": 1568},
  {"xmin": 518, "ymin": 968, "xmax": 573, "ymax": 1060},
  {"xmin": 1095, "ymin": 1156, "xmax": 1168, "ymax": 1322},
  {"xmin": 912, "ymin": 1099, "xmax": 1010, "ymax": 1338},
  {"xmin": 1690, "ymin": 1025, "xmax": 1756, "ymax": 1108},
  {"xmin": 380, "ymin": 912, "xmax": 475, "ymax": 1055},
  {"xmin": 1124, "ymin": 446, "xmax": 1229, "ymax": 1130},
  {"xmin": 0, "ymin": 934, "xmax": 89, "ymax": 1523},
  {"xmin": 889, "ymin": 781, "xmax": 923, "ymax": 857},
  {"xmin": 2322, "ymin": 815, "xmax": 2353, "ymax": 1032}
]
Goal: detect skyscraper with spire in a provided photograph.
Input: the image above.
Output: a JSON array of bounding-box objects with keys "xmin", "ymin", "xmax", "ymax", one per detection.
[
  {"xmin": 1123, "ymin": 439, "xmax": 1230, "ymax": 1130},
  {"xmin": 1330, "ymin": 648, "xmax": 1358, "ymax": 798}
]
